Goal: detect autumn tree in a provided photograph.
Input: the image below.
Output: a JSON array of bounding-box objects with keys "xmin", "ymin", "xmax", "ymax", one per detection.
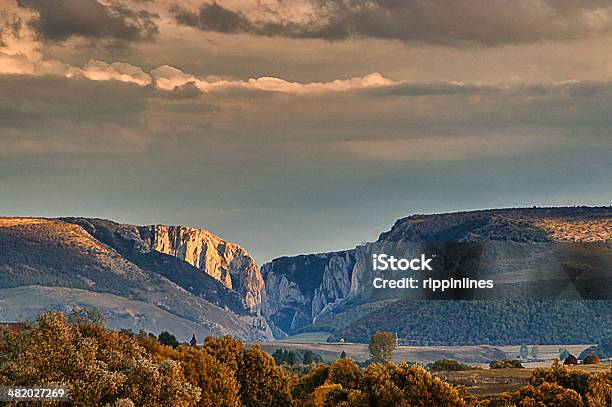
[
  {"xmin": 362, "ymin": 362, "xmax": 467, "ymax": 407},
  {"xmin": 67, "ymin": 306, "xmax": 106, "ymax": 326},
  {"xmin": 326, "ymin": 358, "xmax": 363, "ymax": 390},
  {"xmin": 490, "ymin": 382, "xmax": 583, "ymax": 407},
  {"xmin": 177, "ymin": 346, "xmax": 240, "ymax": 407},
  {"xmin": 236, "ymin": 345, "xmax": 293, "ymax": 406},
  {"xmin": 368, "ymin": 331, "xmax": 396, "ymax": 364},
  {"xmin": 199, "ymin": 337, "xmax": 292, "ymax": 406},
  {"xmin": 530, "ymin": 361, "xmax": 591, "ymax": 396},
  {"xmin": 292, "ymin": 364, "xmax": 329, "ymax": 401},
  {"xmin": 586, "ymin": 371, "xmax": 612, "ymax": 407},
  {"xmin": 0, "ymin": 312, "xmax": 200, "ymax": 406}
]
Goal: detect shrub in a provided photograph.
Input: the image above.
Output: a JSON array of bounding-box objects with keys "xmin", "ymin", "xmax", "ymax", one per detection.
[
  {"xmin": 362, "ymin": 362, "xmax": 467, "ymax": 407},
  {"xmin": 427, "ymin": 359, "xmax": 474, "ymax": 372},
  {"xmin": 586, "ymin": 372, "xmax": 612, "ymax": 407},
  {"xmin": 489, "ymin": 359, "xmax": 524, "ymax": 369},
  {"xmin": 236, "ymin": 345, "xmax": 293, "ymax": 406},
  {"xmin": 490, "ymin": 382, "xmax": 583, "ymax": 407},
  {"xmin": 530, "ymin": 361, "xmax": 591, "ymax": 397}
]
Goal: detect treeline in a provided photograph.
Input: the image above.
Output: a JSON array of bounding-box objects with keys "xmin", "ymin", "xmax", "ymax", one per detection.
[
  {"xmin": 272, "ymin": 349, "xmax": 323, "ymax": 366},
  {"xmin": 0, "ymin": 312, "xmax": 610, "ymax": 406}
]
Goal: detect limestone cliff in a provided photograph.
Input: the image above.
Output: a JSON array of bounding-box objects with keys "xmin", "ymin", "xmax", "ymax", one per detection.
[
  {"xmin": 311, "ymin": 253, "xmax": 353, "ymax": 318},
  {"xmin": 143, "ymin": 225, "xmax": 265, "ymax": 313},
  {"xmin": 261, "ymin": 251, "xmax": 356, "ymax": 336}
]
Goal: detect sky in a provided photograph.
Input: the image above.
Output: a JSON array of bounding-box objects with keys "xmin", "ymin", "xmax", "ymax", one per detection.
[{"xmin": 1, "ymin": 0, "xmax": 611, "ymax": 263}]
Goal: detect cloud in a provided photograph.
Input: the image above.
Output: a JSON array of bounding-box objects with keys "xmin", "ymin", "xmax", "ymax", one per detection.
[
  {"xmin": 196, "ymin": 2, "xmax": 251, "ymax": 33},
  {"xmin": 0, "ymin": 75, "xmax": 150, "ymax": 155},
  {"xmin": 16, "ymin": 0, "xmax": 158, "ymax": 41},
  {"xmin": 151, "ymin": 65, "xmax": 394, "ymax": 94},
  {"xmin": 0, "ymin": 7, "xmax": 394, "ymax": 95},
  {"xmin": 173, "ymin": 1, "xmax": 612, "ymax": 46},
  {"xmin": 81, "ymin": 60, "xmax": 152, "ymax": 86}
]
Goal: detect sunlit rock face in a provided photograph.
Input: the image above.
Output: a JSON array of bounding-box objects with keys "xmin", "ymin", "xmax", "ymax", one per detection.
[{"xmin": 146, "ymin": 225, "xmax": 265, "ymax": 313}]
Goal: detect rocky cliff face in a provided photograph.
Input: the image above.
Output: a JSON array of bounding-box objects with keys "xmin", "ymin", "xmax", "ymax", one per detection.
[
  {"xmin": 143, "ymin": 225, "xmax": 265, "ymax": 313},
  {"xmin": 261, "ymin": 251, "xmax": 356, "ymax": 336},
  {"xmin": 262, "ymin": 206, "xmax": 612, "ymax": 337},
  {"xmin": 311, "ymin": 253, "xmax": 354, "ymax": 318}
]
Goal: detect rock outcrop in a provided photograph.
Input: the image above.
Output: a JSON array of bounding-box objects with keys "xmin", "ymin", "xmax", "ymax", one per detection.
[
  {"xmin": 143, "ymin": 225, "xmax": 265, "ymax": 313},
  {"xmin": 311, "ymin": 253, "xmax": 354, "ymax": 318},
  {"xmin": 261, "ymin": 251, "xmax": 356, "ymax": 336}
]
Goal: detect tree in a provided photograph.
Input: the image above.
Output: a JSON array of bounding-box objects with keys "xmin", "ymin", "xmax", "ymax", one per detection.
[
  {"xmin": 0, "ymin": 312, "xmax": 200, "ymax": 406},
  {"xmin": 272, "ymin": 349, "xmax": 285, "ymax": 365},
  {"xmin": 313, "ymin": 384, "xmax": 346, "ymax": 407},
  {"xmin": 236, "ymin": 346, "xmax": 293, "ymax": 406},
  {"xmin": 361, "ymin": 362, "xmax": 467, "ymax": 406},
  {"xmin": 531, "ymin": 345, "xmax": 540, "ymax": 359},
  {"xmin": 368, "ymin": 331, "xmax": 396, "ymax": 364},
  {"xmin": 158, "ymin": 331, "xmax": 179, "ymax": 348},
  {"xmin": 67, "ymin": 306, "xmax": 106, "ymax": 326},
  {"xmin": 520, "ymin": 344, "xmax": 529, "ymax": 359},
  {"xmin": 177, "ymin": 346, "xmax": 240, "ymax": 407},
  {"xmin": 303, "ymin": 350, "xmax": 314, "ymax": 365},
  {"xmin": 286, "ymin": 351, "xmax": 296, "ymax": 366},
  {"xmin": 492, "ymin": 382, "xmax": 583, "ymax": 407},
  {"xmin": 326, "ymin": 358, "xmax": 362, "ymax": 390},
  {"xmin": 530, "ymin": 361, "xmax": 591, "ymax": 396},
  {"xmin": 292, "ymin": 364, "xmax": 329, "ymax": 401}
]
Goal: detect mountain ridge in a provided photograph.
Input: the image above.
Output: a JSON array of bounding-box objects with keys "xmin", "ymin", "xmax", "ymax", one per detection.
[
  {"xmin": 0, "ymin": 217, "xmax": 272, "ymax": 342},
  {"xmin": 0, "ymin": 206, "xmax": 610, "ymax": 344},
  {"xmin": 261, "ymin": 206, "xmax": 612, "ymax": 340}
]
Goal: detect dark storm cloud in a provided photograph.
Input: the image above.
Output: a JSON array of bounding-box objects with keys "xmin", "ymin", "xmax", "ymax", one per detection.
[
  {"xmin": 0, "ymin": 76, "xmax": 147, "ymax": 130},
  {"xmin": 174, "ymin": 0, "xmax": 612, "ymax": 46},
  {"xmin": 171, "ymin": 2, "xmax": 252, "ymax": 33},
  {"xmin": 17, "ymin": 0, "xmax": 158, "ymax": 41}
]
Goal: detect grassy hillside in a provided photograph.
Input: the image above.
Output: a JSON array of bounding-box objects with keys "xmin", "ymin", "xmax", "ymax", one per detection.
[{"xmin": 0, "ymin": 285, "xmax": 239, "ymax": 341}]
